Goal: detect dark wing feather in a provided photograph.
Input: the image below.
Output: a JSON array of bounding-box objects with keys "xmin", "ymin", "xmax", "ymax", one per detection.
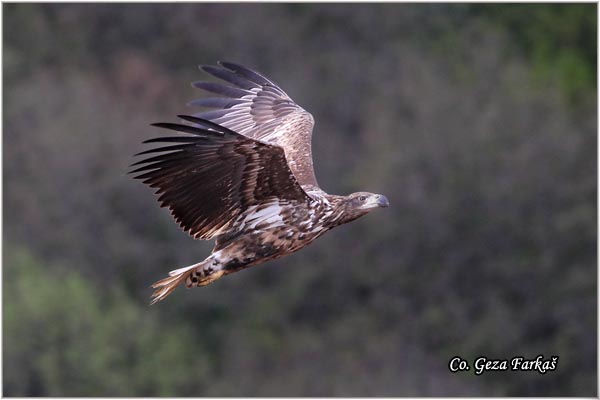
[
  {"xmin": 191, "ymin": 61, "xmax": 320, "ymax": 190},
  {"xmin": 130, "ymin": 116, "xmax": 310, "ymax": 240}
]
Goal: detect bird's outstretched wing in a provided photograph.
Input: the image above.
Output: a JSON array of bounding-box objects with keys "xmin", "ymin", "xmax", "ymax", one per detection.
[
  {"xmin": 130, "ymin": 116, "xmax": 311, "ymax": 240},
  {"xmin": 191, "ymin": 62, "xmax": 319, "ymax": 190}
]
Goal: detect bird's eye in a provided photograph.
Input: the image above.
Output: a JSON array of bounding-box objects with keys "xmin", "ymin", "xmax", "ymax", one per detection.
[{"xmin": 359, "ymin": 196, "xmax": 366, "ymax": 201}]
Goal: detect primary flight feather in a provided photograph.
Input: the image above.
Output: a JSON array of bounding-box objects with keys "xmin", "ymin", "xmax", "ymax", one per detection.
[{"xmin": 131, "ymin": 61, "xmax": 389, "ymax": 303}]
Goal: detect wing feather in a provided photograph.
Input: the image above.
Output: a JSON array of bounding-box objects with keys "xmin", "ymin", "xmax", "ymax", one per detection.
[
  {"xmin": 192, "ymin": 81, "xmax": 252, "ymax": 98},
  {"xmin": 200, "ymin": 65, "xmax": 261, "ymax": 90},
  {"xmin": 191, "ymin": 61, "xmax": 320, "ymax": 189},
  {"xmin": 188, "ymin": 97, "xmax": 246, "ymax": 108},
  {"xmin": 131, "ymin": 116, "xmax": 310, "ymax": 240}
]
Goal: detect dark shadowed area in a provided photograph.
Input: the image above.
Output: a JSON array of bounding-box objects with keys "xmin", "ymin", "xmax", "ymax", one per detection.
[{"xmin": 3, "ymin": 3, "xmax": 596, "ymax": 396}]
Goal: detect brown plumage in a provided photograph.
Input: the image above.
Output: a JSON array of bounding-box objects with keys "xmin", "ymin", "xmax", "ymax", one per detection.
[{"xmin": 130, "ymin": 62, "xmax": 389, "ymax": 303}]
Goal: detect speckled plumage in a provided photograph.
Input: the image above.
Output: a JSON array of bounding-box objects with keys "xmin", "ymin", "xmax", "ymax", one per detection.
[{"xmin": 130, "ymin": 62, "xmax": 389, "ymax": 303}]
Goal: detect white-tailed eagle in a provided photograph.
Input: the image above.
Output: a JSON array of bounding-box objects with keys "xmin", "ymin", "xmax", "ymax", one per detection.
[{"xmin": 131, "ymin": 62, "xmax": 389, "ymax": 303}]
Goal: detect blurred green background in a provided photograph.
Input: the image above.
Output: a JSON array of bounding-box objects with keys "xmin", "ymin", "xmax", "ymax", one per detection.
[{"xmin": 3, "ymin": 3, "xmax": 597, "ymax": 396}]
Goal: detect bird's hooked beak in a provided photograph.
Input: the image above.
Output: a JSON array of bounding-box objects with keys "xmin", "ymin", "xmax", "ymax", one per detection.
[
  {"xmin": 376, "ymin": 194, "xmax": 389, "ymax": 208},
  {"xmin": 363, "ymin": 194, "xmax": 389, "ymax": 209}
]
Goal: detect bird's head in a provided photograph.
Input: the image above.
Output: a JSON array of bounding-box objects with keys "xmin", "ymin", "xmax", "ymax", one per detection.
[
  {"xmin": 349, "ymin": 192, "xmax": 390, "ymax": 210},
  {"xmin": 337, "ymin": 192, "xmax": 389, "ymax": 224}
]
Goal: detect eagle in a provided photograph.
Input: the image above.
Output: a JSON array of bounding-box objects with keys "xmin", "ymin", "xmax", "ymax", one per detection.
[{"xmin": 131, "ymin": 62, "xmax": 389, "ymax": 303}]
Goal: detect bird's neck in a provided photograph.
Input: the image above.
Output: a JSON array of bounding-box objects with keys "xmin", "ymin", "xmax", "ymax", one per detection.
[{"xmin": 320, "ymin": 195, "xmax": 365, "ymax": 227}]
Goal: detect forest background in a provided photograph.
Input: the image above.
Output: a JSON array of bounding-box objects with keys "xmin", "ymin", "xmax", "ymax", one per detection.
[{"xmin": 3, "ymin": 3, "xmax": 597, "ymax": 396}]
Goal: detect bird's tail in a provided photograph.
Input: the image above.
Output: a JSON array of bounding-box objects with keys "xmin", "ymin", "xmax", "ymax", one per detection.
[
  {"xmin": 149, "ymin": 258, "xmax": 225, "ymax": 304},
  {"xmin": 150, "ymin": 271, "xmax": 191, "ymax": 305}
]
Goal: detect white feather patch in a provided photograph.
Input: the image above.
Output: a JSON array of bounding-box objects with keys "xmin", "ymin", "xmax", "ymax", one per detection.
[
  {"xmin": 241, "ymin": 203, "xmax": 285, "ymax": 229},
  {"xmin": 169, "ymin": 263, "xmax": 201, "ymax": 277}
]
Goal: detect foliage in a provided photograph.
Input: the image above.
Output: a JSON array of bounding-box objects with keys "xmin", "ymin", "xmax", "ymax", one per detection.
[
  {"xmin": 3, "ymin": 3, "xmax": 596, "ymax": 396},
  {"xmin": 4, "ymin": 247, "xmax": 211, "ymax": 396},
  {"xmin": 472, "ymin": 4, "xmax": 596, "ymax": 105}
]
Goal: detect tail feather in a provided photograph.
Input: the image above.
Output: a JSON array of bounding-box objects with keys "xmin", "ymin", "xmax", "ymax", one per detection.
[
  {"xmin": 150, "ymin": 269, "xmax": 194, "ymax": 304},
  {"xmin": 169, "ymin": 264, "xmax": 199, "ymax": 276},
  {"xmin": 150, "ymin": 258, "xmax": 225, "ymax": 304}
]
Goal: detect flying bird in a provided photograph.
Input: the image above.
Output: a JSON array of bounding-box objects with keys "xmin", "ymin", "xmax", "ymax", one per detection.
[{"xmin": 131, "ymin": 62, "xmax": 389, "ymax": 303}]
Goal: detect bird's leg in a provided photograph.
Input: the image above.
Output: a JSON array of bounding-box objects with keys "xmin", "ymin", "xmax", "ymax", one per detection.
[
  {"xmin": 150, "ymin": 255, "xmax": 227, "ymax": 303},
  {"xmin": 186, "ymin": 256, "xmax": 225, "ymax": 287}
]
